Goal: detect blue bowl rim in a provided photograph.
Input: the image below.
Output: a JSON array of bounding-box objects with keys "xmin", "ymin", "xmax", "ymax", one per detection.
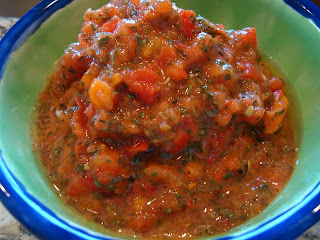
[{"xmin": 0, "ymin": 0, "xmax": 319, "ymax": 239}]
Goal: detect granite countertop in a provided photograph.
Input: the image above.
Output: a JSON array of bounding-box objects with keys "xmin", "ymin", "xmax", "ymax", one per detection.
[{"xmin": 0, "ymin": 17, "xmax": 320, "ymax": 240}]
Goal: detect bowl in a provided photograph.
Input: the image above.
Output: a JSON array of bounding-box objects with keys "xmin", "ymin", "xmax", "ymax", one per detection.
[{"xmin": 0, "ymin": 0, "xmax": 319, "ymax": 239}]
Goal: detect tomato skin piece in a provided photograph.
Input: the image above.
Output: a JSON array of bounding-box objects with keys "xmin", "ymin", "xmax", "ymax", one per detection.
[
  {"xmin": 171, "ymin": 117, "xmax": 197, "ymax": 153},
  {"xmin": 125, "ymin": 140, "xmax": 149, "ymax": 159},
  {"xmin": 173, "ymin": 130, "xmax": 188, "ymax": 153},
  {"xmin": 179, "ymin": 10, "xmax": 196, "ymax": 38},
  {"xmin": 123, "ymin": 68, "xmax": 160, "ymax": 105}
]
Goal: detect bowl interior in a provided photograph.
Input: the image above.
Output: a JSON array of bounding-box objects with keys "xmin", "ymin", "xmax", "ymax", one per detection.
[{"xmin": 0, "ymin": 0, "xmax": 319, "ymax": 239}]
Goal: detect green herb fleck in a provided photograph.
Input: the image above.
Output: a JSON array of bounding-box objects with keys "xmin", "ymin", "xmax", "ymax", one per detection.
[
  {"xmin": 107, "ymin": 184, "xmax": 115, "ymax": 191},
  {"xmin": 86, "ymin": 139, "xmax": 93, "ymax": 146},
  {"xmin": 199, "ymin": 129, "xmax": 207, "ymax": 136},
  {"xmin": 164, "ymin": 208, "xmax": 172, "ymax": 214},
  {"xmin": 204, "ymin": 109, "xmax": 218, "ymax": 118},
  {"xmin": 116, "ymin": 123, "xmax": 125, "ymax": 134},
  {"xmin": 130, "ymin": 116, "xmax": 141, "ymax": 126},
  {"xmin": 189, "ymin": 16, "xmax": 196, "ymax": 25},
  {"xmin": 244, "ymin": 43, "xmax": 250, "ymax": 49},
  {"xmin": 161, "ymin": 152, "xmax": 170, "ymax": 159},
  {"xmin": 118, "ymin": 158, "xmax": 123, "ymax": 166},
  {"xmin": 54, "ymin": 147, "xmax": 62, "ymax": 158},
  {"xmin": 223, "ymin": 172, "xmax": 235, "ymax": 180},
  {"xmin": 106, "ymin": 158, "xmax": 112, "ymax": 163},
  {"xmin": 245, "ymin": 163, "xmax": 249, "ymax": 171},
  {"xmin": 180, "ymin": 107, "xmax": 186, "ymax": 115},
  {"xmin": 139, "ymin": 112, "xmax": 145, "ymax": 119},
  {"xmin": 136, "ymin": 34, "xmax": 147, "ymax": 47},
  {"xmin": 89, "ymin": 148, "xmax": 100, "ymax": 155},
  {"xmin": 128, "ymin": 94, "xmax": 135, "ymax": 100},
  {"xmin": 94, "ymin": 177, "xmax": 102, "ymax": 188},
  {"xmin": 201, "ymin": 44, "xmax": 210, "ymax": 53},
  {"xmin": 69, "ymin": 151, "xmax": 76, "ymax": 158},
  {"xmin": 276, "ymin": 109, "xmax": 286, "ymax": 116},
  {"xmin": 224, "ymin": 74, "xmax": 231, "ymax": 81},
  {"xmin": 98, "ymin": 35, "xmax": 111, "ymax": 46},
  {"xmin": 67, "ymin": 66, "xmax": 77, "ymax": 73},
  {"xmin": 65, "ymin": 133, "xmax": 74, "ymax": 139},
  {"xmin": 151, "ymin": 171, "xmax": 158, "ymax": 177},
  {"xmin": 267, "ymin": 150, "xmax": 272, "ymax": 157}
]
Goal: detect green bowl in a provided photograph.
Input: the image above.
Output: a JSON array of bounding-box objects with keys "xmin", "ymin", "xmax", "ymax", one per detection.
[{"xmin": 0, "ymin": 0, "xmax": 319, "ymax": 239}]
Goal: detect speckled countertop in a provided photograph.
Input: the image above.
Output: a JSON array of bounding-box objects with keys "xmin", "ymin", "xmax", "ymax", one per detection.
[{"xmin": 0, "ymin": 17, "xmax": 319, "ymax": 240}]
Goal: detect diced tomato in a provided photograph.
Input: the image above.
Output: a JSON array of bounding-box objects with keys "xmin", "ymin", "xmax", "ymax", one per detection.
[
  {"xmin": 241, "ymin": 105, "xmax": 265, "ymax": 125},
  {"xmin": 154, "ymin": 0, "xmax": 172, "ymax": 15},
  {"xmin": 269, "ymin": 77, "xmax": 284, "ymax": 91},
  {"xmin": 167, "ymin": 63, "xmax": 189, "ymax": 81},
  {"xmin": 212, "ymin": 164, "xmax": 226, "ymax": 181},
  {"xmin": 65, "ymin": 175, "xmax": 99, "ymax": 197},
  {"xmin": 72, "ymin": 96, "xmax": 88, "ymax": 139},
  {"xmin": 61, "ymin": 49, "xmax": 87, "ymax": 80},
  {"xmin": 263, "ymin": 90, "xmax": 289, "ymax": 134},
  {"xmin": 210, "ymin": 126, "xmax": 235, "ymax": 159},
  {"xmin": 179, "ymin": 10, "xmax": 196, "ymax": 38},
  {"xmin": 89, "ymin": 144, "xmax": 128, "ymax": 177},
  {"xmin": 123, "ymin": 68, "xmax": 160, "ymax": 104},
  {"xmin": 131, "ymin": 0, "xmax": 140, "ymax": 7},
  {"xmin": 157, "ymin": 46, "xmax": 177, "ymax": 66},
  {"xmin": 181, "ymin": 116, "xmax": 198, "ymax": 138},
  {"xmin": 171, "ymin": 117, "xmax": 197, "ymax": 153},
  {"xmin": 144, "ymin": 164, "xmax": 179, "ymax": 186},
  {"xmin": 215, "ymin": 109, "xmax": 232, "ymax": 127},
  {"xmin": 241, "ymin": 62, "xmax": 264, "ymax": 82},
  {"xmin": 78, "ymin": 34, "xmax": 92, "ymax": 49},
  {"xmin": 237, "ymin": 27, "xmax": 258, "ymax": 50},
  {"xmin": 102, "ymin": 16, "xmax": 120, "ymax": 33}
]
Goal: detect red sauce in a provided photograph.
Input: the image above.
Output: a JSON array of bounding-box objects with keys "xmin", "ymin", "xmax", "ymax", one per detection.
[{"xmin": 33, "ymin": 0, "xmax": 298, "ymax": 238}]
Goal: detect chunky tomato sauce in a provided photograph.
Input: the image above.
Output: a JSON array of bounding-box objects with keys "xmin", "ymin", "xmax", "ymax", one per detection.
[{"xmin": 33, "ymin": 0, "xmax": 298, "ymax": 238}]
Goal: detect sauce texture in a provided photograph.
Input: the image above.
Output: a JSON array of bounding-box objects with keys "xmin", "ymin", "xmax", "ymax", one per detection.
[{"xmin": 33, "ymin": 0, "xmax": 298, "ymax": 238}]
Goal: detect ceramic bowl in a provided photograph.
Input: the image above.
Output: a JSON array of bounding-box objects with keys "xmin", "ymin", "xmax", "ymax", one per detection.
[{"xmin": 0, "ymin": 0, "xmax": 319, "ymax": 239}]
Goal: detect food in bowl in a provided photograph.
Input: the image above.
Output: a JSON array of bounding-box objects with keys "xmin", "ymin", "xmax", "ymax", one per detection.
[{"xmin": 32, "ymin": 0, "xmax": 299, "ymax": 238}]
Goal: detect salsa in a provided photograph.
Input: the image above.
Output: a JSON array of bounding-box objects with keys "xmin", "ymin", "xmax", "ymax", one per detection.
[{"xmin": 33, "ymin": 0, "xmax": 298, "ymax": 238}]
